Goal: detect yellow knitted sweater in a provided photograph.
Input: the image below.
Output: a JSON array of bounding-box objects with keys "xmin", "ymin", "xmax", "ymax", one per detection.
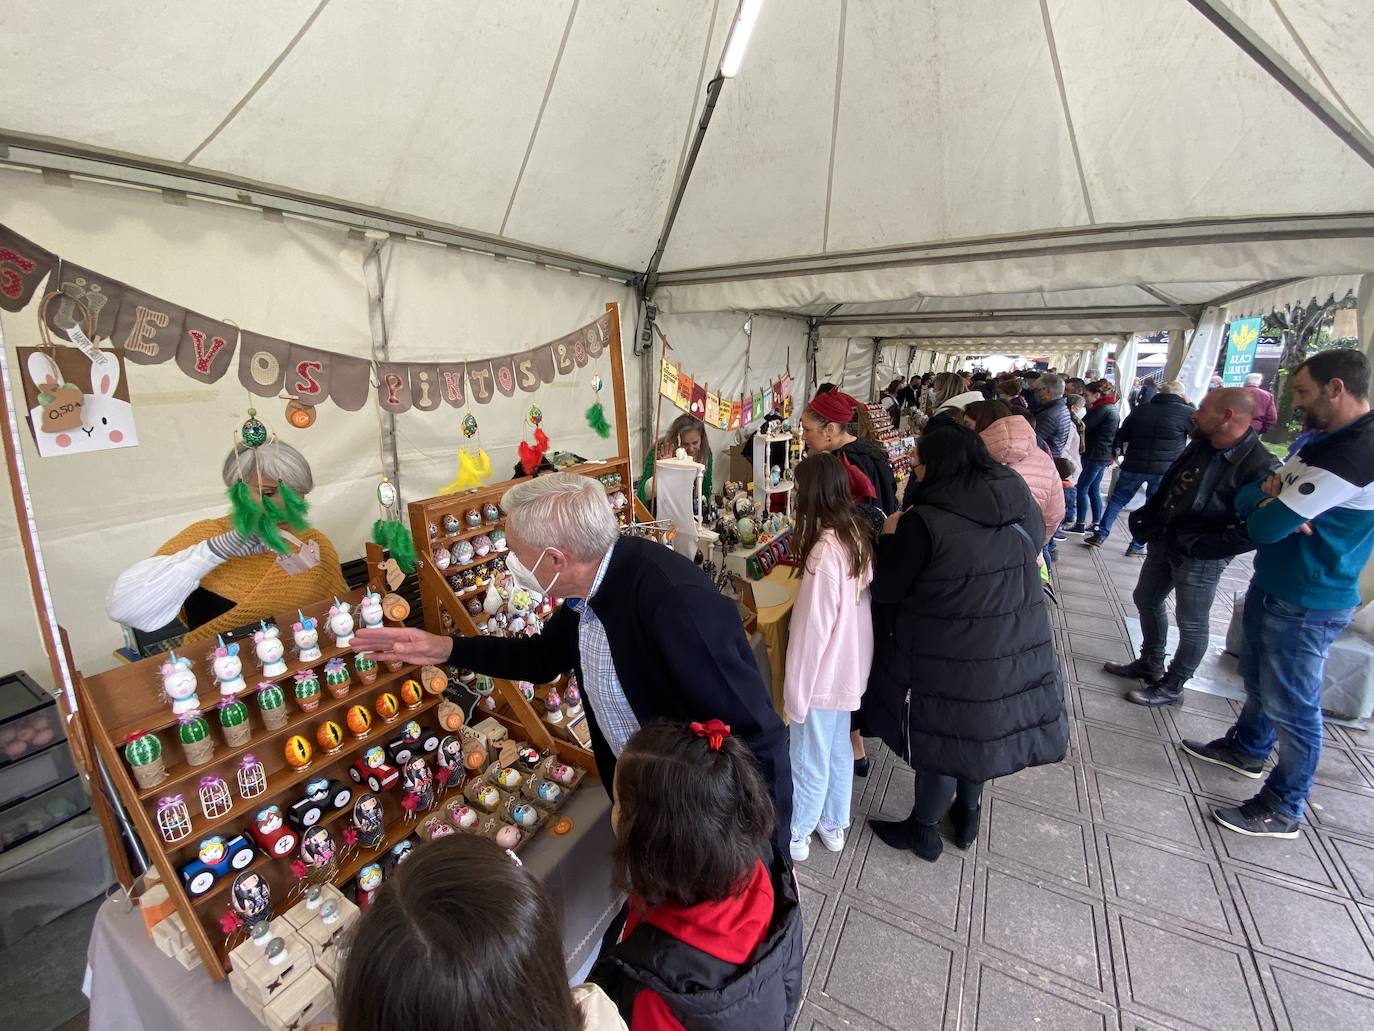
[{"xmin": 155, "ymin": 517, "xmax": 347, "ymax": 644}]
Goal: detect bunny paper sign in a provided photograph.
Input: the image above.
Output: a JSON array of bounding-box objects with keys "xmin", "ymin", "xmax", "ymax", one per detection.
[{"xmin": 19, "ymin": 343, "xmax": 138, "ymax": 457}]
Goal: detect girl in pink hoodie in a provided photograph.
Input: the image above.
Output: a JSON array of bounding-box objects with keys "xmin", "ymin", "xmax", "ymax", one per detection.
[{"xmin": 784, "ymin": 453, "xmax": 874, "ymax": 862}]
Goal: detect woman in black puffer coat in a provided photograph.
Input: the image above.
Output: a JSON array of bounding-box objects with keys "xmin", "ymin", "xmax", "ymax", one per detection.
[
  {"xmin": 1072, "ymin": 381, "xmax": 1121, "ymax": 531},
  {"xmin": 864, "ymin": 423, "xmax": 1068, "ymax": 863}
]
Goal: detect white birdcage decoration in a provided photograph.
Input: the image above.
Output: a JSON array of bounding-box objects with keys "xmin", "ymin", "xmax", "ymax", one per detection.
[
  {"xmin": 199, "ymin": 774, "xmax": 233, "ymax": 819},
  {"xmin": 156, "ymin": 794, "xmax": 192, "ymax": 844},
  {"xmin": 237, "ymin": 754, "xmax": 267, "ymax": 799}
]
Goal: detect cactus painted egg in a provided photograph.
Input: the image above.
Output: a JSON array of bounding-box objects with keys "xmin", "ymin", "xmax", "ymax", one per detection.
[
  {"xmin": 316, "ymin": 721, "xmax": 344, "ymax": 752},
  {"xmin": 284, "ymin": 735, "xmax": 313, "ymax": 769},
  {"xmin": 346, "ymin": 705, "xmax": 372, "ymax": 737}
]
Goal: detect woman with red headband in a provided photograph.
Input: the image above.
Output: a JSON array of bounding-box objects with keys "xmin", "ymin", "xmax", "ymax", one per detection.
[
  {"xmin": 799, "ymin": 388, "xmax": 898, "ymax": 516},
  {"xmin": 591, "ymin": 720, "xmax": 802, "ymax": 1030}
]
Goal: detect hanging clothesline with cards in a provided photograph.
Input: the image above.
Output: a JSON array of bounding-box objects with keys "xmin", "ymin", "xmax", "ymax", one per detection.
[{"xmin": 656, "ymin": 352, "xmax": 793, "ymax": 432}]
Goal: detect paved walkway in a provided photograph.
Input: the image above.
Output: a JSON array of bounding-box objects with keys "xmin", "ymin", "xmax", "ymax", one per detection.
[{"xmin": 793, "ymin": 542, "xmax": 1374, "ymax": 1031}]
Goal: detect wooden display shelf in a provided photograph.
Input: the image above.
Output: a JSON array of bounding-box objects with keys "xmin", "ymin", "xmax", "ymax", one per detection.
[
  {"xmin": 156, "ymin": 693, "xmax": 442, "ymax": 851},
  {"xmin": 434, "ymin": 550, "xmax": 507, "ymax": 577},
  {"xmin": 134, "ymin": 661, "xmax": 421, "ymax": 801},
  {"xmin": 431, "ymin": 520, "xmax": 503, "ymax": 546}
]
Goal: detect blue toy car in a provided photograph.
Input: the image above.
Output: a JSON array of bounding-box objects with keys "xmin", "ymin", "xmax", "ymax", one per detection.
[{"xmin": 180, "ymin": 834, "xmax": 256, "ymax": 897}]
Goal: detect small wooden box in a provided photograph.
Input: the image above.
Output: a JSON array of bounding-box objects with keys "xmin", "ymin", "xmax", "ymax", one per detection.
[
  {"xmin": 227, "ymin": 919, "xmax": 296, "ymax": 973},
  {"xmin": 296, "ymin": 894, "xmax": 360, "ymax": 968},
  {"xmin": 229, "ymin": 932, "xmax": 315, "ymax": 1008},
  {"xmin": 281, "ymin": 883, "xmax": 348, "ymax": 929},
  {"xmin": 151, "ymin": 910, "xmax": 188, "ymax": 957},
  {"xmin": 262, "ymin": 968, "xmax": 333, "ymax": 1031},
  {"xmin": 315, "ymin": 938, "xmax": 344, "ymax": 986}
]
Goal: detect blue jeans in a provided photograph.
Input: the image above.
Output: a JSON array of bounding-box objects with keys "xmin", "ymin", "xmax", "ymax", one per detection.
[
  {"xmin": 789, "ymin": 709, "xmax": 854, "ymax": 840},
  {"xmin": 1228, "ymin": 586, "xmax": 1354, "ymax": 820},
  {"xmin": 1135, "ymin": 544, "xmax": 1229, "ymax": 679},
  {"xmin": 1076, "ymin": 460, "xmax": 1111, "ymax": 525},
  {"xmin": 1096, "ymin": 471, "xmax": 1162, "ymax": 541},
  {"xmin": 1063, "ymin": 485, "xmax": 1077, "ymax": 526}
]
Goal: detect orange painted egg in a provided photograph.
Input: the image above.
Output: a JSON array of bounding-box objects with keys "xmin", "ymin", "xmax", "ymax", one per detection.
[
  {"xmin": 316, "ymin": 720, "xmax": 344, "ymax": 752},
  {"xmin": 346, "ymin": 705, "xmax": 372, "ymax": 737},
  {"xmin": 400, "ymin": 679, "xmax": 423, "ymax": 707},
  {"xmin": 284, "ymin": 735, "xmax": 313, "ymax": 769},
  {"xmin": 375, "ymin": 693, "xmax": 399, "ymax": 721}
]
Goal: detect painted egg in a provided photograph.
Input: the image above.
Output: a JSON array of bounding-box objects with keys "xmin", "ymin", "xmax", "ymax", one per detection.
[
  {"xmin": 472, "ymin": 535, "xmax": 492, "ymax": 557},
  {"xmin": 475, "ymin": 785, "xmax": 500, "ymax": 808},
  {"xmin": 518, "ymin": 746, "xmax": 543, "ymax": 769},
  {"xmin": 512, "ymin": 804, "xmax": 539, "ymax": 828},
  {"xmin": 449, "ymin": 804, "xmax": 478, "ymax": 829},
  {"xmin": 495, "ymin": 824, "xmax": 521, "ymax": 849},
  {"xmin": 537, "ymin": 781, "xmax": 564, "ymax": 804},
  {"xmin": 452, "ymin": 540, "xmax": 475, "ymax": 564},
  {"xmin": 346, "ymin": 705, "xmax": 373, "ymax": 737},
  {"xmin": 491, "ymin": 530, "xmax": 507, "ymax": 551},
  {"xmin": 377, "ymin": 479, "xmax": 398, "ymax": 507},
  {"xmin": 548, "ymin": 762, "xmax": 576, "ymax": 785},
  {"xmin": 442, "ymin": 514, "xmax": 461, "ymax": 535},
  {"xmin": 465, "ymin": 598, "xmax": 483, "ymax": 616},
  {"xmin": 482, "ymin": 502, "xmax": 500, "ymax": 522},
  {"xmin": 428, "ymin": 822, "xmax": 454, "ymax": 840},
  {"xmin": 737, "ymin": 516, "xmax": 758, "ymax": 546},
  {"xmin": 315, "ymin": 721, "xmax": 344, "ymax": 752},
  {"xmin": 400, "ymin": 680, "xmax": 423, "ymax": 707},
  {"xmin": 375, "ymin": 693, "xmax": 400, "ymax": 721},
  {"xmin": 496, "ymin": 768, "xmax": 522, "ymax": 789},
  {"xmin": 432, "ymin": 547, "xmax": 451, "ymax": 570},
  {"xmin": 428, "ymin": 522, "xmax": 439, "ymax": 540},
  {"xmin": 284, "ymin": 735, "xmax": 313, "ymax": 769},
  {"xmin": 464, "ymin": 508, "xmax": 482, "ymax": 528}
]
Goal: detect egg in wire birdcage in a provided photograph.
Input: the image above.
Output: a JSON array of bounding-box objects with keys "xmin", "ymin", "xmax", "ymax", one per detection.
[
  {"xmin": 237, "ymin": 754, "xmax": 267, "ymax": 799},
  {"xmin": 199, "ymin": 774, "xmax": 233, "ymax": 819},
  {"xmin": 156, "ymin": 794, "xmax": 192, "ymax": 844}
]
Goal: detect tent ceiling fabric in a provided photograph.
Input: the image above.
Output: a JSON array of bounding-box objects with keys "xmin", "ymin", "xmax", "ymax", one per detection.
[{"xmin": 3, "ymin": 0, "xmax": 1373, "ymax": 324}]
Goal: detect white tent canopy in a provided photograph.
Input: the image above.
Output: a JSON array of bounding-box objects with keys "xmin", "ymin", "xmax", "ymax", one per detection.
[{"xmin": 4, "ymin": 0, "xmax": 1374, "ymax": 682}]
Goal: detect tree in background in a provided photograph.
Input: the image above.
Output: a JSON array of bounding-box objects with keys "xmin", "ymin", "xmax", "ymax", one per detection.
[{"xmin": 1261, "ymin": 291, "xmax": 1358, "ymax": 443}]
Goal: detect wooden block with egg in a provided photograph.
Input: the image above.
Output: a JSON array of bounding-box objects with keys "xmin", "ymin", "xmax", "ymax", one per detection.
[
  {"xmin": 230, "ymin": 932, "xmax": 315, "ymax": 1008},
  {"xmin": 281, "ymin": 883, "xmax": 348, "ymax": 929},
  {"xmin": 262, "ymin": 968, "xmax": 333, "ymax": 1031}
]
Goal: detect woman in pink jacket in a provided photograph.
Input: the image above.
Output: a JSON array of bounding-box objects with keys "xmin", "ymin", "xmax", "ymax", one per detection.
[
  {"xmin": 964, "ymin": 400, "xmax": 1065, "ymax": 547},
  {"xmin": 784, "ymin": 453, "xmax": 874, "ymax": 862}
]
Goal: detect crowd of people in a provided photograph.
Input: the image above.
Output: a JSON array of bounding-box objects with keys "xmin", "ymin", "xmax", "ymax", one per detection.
[{"xmin": 329, "ymin": 349, "xmax": 1371, "ymax": 1030}]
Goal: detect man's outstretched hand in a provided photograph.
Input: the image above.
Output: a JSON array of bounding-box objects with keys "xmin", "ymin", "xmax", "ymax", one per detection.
[{"xmin": 351, "ymin": 627, "xmax": 452, "ymax": 666}]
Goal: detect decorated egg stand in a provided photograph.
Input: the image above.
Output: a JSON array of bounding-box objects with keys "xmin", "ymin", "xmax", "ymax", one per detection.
[
  {"xmin": 408, "ymin": 459, "xmax": 648, "ymax": 771},
  {"xmin": 73, "ymin": 584, "xmax": 432, "ymax": 979},
  {"xmin": 719, "ymin": 427, "xmax": 798, "ymax": 581}
]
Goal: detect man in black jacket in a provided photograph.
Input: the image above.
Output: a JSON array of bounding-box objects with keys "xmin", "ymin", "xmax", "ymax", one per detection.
[
  {"xmin": 350, "ymin": 473, "xmax": 792, "ymax": 847},
  {"xmin": 1033, "ymin": 373, "xmax": 1071, "ymax": 457},
  {"xmin": 1084, "ymin": 381, "xmax": 1195, "ymax": 553},
  {"xmin": 1105, "ymin": 388, "xmax": 1278, "ymax": 705}
]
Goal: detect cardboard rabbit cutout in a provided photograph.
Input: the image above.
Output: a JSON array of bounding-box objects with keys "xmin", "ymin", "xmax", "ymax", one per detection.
[{"xmin": 22, "ymin": 345, "xmax": 138, "ymax": 458}]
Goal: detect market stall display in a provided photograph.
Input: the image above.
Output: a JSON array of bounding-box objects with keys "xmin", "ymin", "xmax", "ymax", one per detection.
[{"xmin": 77, "ymin": 578, "xmax": 591, "ymax": 980}]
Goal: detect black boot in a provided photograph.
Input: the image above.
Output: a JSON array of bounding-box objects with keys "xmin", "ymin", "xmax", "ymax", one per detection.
[
  {"xmin": 950, "ymin": 804, "xmax": 981, "ymax": 849},
  {"xmin": 1126, "ymin": 672, "xmax": 1187, "ymax": 707},
  {"xmin": 869, "ymin": 814, "xmax": 943, "ymax": 862},
  {"xmin": 1103, "ymin": 657, "xmax": 1164, "ymax": 681}
]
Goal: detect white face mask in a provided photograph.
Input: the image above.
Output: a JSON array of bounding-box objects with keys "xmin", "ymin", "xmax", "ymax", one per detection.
[{"xmin": 506, "ymin": 547, "xmax": 560, "ymax": 598}]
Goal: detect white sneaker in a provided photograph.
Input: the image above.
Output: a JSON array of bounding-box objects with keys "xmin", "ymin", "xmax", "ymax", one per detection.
[
  {"xmin": 816, "ymin": 824, "xmax": 846, "ymax": 852},
  {"xmin": 789, "ymin": 836, "xmax": 811, "ymax": 862}
]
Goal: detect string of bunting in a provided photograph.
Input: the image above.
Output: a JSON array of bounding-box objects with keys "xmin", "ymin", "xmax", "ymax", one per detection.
[
  {"xmin": 658, "ymin": 354, "xmax": 792, "ymax": 431},
  {"xmin": 0, "ymin": 222, "xmax": 612, "ymax": 414}
]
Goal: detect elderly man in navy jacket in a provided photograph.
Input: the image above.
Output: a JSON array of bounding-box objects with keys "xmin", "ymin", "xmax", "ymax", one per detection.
[{"xmin": 352, "ymin": 472, "xmax": 792, "ymax": 847}]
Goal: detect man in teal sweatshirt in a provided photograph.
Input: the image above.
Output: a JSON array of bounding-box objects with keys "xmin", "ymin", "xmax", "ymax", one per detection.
[{"xmin": 1183, "ymin": 349, "xmax": 1374, "ymax": 838}]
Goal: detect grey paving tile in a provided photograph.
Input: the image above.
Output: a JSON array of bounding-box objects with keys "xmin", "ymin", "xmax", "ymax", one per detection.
[
  {"xmin": 1307, "ymin": 782, "xmax": 1374, "ymax": 839},
  {"xmin": 1059, "ymin": 579, "xmax": 1114, "ymax": 601},
  {"xmin": 1202, "ymin": 801, "xmax": 1343, "ymax": 895},
  {"xmin": 1230, "ymin": 870, "xmax": 1374, "ymax": 981},
  {"xmin": 1163, "ymin": 706, "xmax": 1238, "ymax": 748},
  {"xmin": 814, "ymin": 902, "xmax": 961, "ymax": 1031},
  {"xmin": 1083, "ymin": 722, "xmax": 1186, "ymax": 787},
  {"xmin": 1326, "ymin": 831, "xmax": 1374, "ymax": 903},
  {"xmin": 1074, "ymin": 658, "xmax": 1137, "ymax": 691},
  {"xmin": 1175, "ymin": 688, "xmax": 1242, "ymax": 717},
  {"xmin": 1099, "ymin": 829, "xmax": 1236, "ymax": 936},
  {"xmin": 1066, "ymin": 612, "xmax": 1131, "ymax": 640},
  {"xmin": 1077, "ymin": 686, "xmax": 1168, "ymax": 737},
  {"xmin": 850, "ymin": 823, "xmax": 972, "ymax": 937},
  {"xmin": 1069, "ymin": 633, "xmax": 1134, "ymax": 664},
  {"xmin": 1258, "ymin": 955, "xmax": 1374, "ymax": 1031},
  {"xmin": 1064, "ymin": 592, "xmax": 1123, "ymax": 617},
  {"xmin": 991, "ymin": 758, "xmax": 1087, "ymax": 815},
  {"xmin": 1316, "ymin": 745, "xmax": 1374, "ymax": 790},
  {"xmin": 975, "ymin": 862, "xmax": 1111, "ymax": 998},
  {"xmin": 962, "ymin": 953, "xmax": 1119, "ymax": 1031},
  {"xmin": 796, "ymin": 874, "xmax": 837, "ymax": 997},
  {"xmin": 1090, "ymin": 768, "xmax": 1210, "ymax": 853},
  {"xmin": 984, "ymin": 795, "xmax": 1100, "ymax": 891},
  {"xmin": 1109, "ymin": 908, "xmax": 1271, "ymax": 1031}
]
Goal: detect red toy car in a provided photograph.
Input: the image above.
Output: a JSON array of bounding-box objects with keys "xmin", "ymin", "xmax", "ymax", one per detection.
[
  {"xmin": 250, "ymin": 804, "xmax": 298, "ymax": 859},
  {"xmin": 349, "ymin": 745, "xmax": 400, "ymax": 793}
]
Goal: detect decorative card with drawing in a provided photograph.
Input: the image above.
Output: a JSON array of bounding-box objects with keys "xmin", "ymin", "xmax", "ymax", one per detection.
[{"xmin": 19, "ymin": 343, "xmax": 139, "ymax": 458}]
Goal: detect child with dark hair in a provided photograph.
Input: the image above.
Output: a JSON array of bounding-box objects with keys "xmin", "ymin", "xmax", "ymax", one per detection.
[
  {"xmin": 591, "ymin": 720, "xmax": 803, "ymax": 1031},
  {"xmin": 334, "ymin": 834, "xmax": 625, "ymax": 1031}
]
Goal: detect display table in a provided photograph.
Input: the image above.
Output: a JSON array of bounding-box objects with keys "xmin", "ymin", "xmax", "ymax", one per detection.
[
  {"xmin": 754, "ymin": 566, "xmax": 801, "ymax": 716},
  {"xmin": 86, "ymin": 788, "xmax": 620, "ymax": 1031}
]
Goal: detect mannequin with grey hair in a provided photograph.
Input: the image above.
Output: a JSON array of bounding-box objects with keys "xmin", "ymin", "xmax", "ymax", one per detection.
[{"xmin": 107, "ymin": 440, "xmax": 345, "ymax": 642}]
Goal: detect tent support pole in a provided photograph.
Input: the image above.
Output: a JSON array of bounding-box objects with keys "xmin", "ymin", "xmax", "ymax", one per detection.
[
  {"xmin": 642, "ymin": 75, "xmax": 726, "ymax": 297},
  {"xmin": 1186, "ymin": 0, "xmax": 1374, "ymax": 170}
]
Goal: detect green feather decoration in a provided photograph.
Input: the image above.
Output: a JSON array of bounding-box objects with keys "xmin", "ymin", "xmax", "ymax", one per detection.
[
  {"xmin": 372, "ymin": 519, "xmax": 418, "ymax": 574},
  {"xmin": 585, "ymin": 400, "xmax": 611, "ymax": 439},
  {"xmin": 228, "ymin": 480, "xmax": 257, "ymax": 539},
  {"xmin": 277, "ymin": 482, "xmax": 310, "ymax": 530}
]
